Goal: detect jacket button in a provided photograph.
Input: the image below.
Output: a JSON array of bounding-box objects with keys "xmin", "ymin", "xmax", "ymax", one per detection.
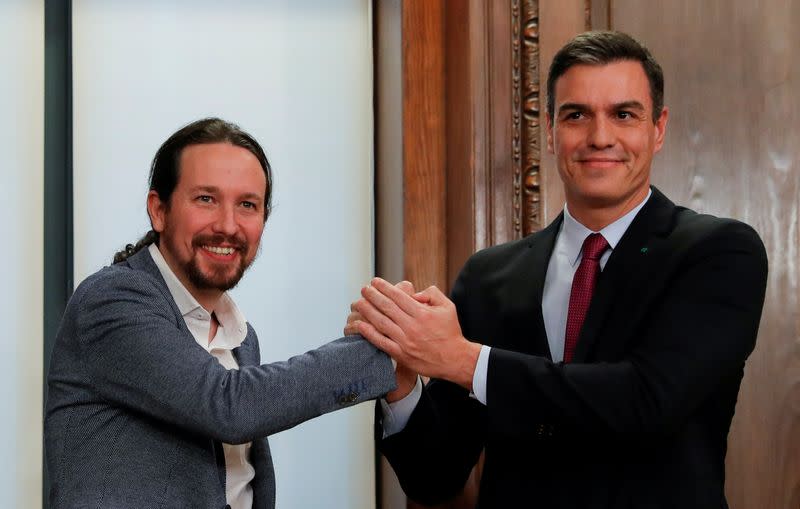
[{"xmin": 338, "ymin": 392, "xmax": 359, "ymax": 405}]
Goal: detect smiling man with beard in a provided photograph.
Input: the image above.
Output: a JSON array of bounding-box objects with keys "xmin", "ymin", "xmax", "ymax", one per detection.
[{"xmin": 44, "ymin": 118, "xmax": 397, "ymax": 509}]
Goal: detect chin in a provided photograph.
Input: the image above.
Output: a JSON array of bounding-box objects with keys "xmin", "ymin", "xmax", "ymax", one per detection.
[{"xmin": 573, "ymin": 181, "xmax": 623, "ymax": 204}]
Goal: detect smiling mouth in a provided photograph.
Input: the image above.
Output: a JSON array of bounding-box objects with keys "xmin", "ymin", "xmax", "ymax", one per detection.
[
  {"xmin": 579, "ymin": 159, "xmax": 623, "ymax": 169},
  {"xmin": 202, "ymin": 245, "xmax": 236, "ymax": 256}
]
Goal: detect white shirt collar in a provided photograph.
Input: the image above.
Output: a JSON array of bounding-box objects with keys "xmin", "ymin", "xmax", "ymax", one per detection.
[
  {"xmin": 148, "ymin": 243, "xmax": 247, "ymax": 349},
  {"xmin": 561, "ymin": 188, "xmax": 652, "ymax": 267}
]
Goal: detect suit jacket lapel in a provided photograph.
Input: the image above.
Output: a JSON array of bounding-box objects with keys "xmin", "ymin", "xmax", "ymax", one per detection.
[
  {"xmin": 128, "ymin": 247, "xmax": 260, "ymax": 367},
  {"xmin": 572, "ymin": 187, "xmax": 676, "ymax": 361},
  {"xmin": 501, "ymin": 214, "xmax": 562, "ymax": 359},
  {"xmin": 126, "ymin": 247, "xmax": 186, "ymax": 323},
  {"xmin": 125, "ymin": 247, "xmax": 208, "ymax": 351},
  {"xmin": 233, "ymin": 328, "xmax": 260, "ymax": 367}
]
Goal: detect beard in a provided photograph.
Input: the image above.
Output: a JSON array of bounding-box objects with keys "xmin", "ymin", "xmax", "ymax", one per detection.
[{"xmin": 181, "ymin": 233, "xmax": 252, "ymax": 292}]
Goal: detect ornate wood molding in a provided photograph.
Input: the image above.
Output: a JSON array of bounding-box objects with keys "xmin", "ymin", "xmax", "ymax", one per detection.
[
  {"xmin": 585, "ymin": 0, "xmax": 592, "ymax": 30},
  {"xmin": 515, "ymin": 0, "xmax": 542, "ymax": 236},
  {"xmin": 511, "ymin": 0, "xmax": 522, "ymax": 237}
]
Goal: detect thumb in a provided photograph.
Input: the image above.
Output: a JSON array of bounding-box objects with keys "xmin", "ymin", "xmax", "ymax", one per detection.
[
  {"xmin": 395, "ymin": 280, "xmax": 415, "ymax": 295},
  {"xmin": 419, "ymin": 285, "xmax": 450, "ymax": 306},
  {"xmin": 413, "ymin": 291, "xmax": 432, "ymax": 304}
]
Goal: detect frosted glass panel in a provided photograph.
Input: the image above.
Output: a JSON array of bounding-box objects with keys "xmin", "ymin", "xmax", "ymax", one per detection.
[
  {"xmin": 72, "ymin": 1, "xmax": 375, "ymax": 507},
  {"xmin": 0, "ymin": 1, "xmax": 44, "ymax": 506}
]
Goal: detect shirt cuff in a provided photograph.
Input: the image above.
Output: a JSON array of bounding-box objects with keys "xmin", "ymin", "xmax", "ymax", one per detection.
[
  {"xmin": 380, "ymin": 375, "xmax": 422, "ymax": 438},
  {"xmin": 471, "ymin": 345, "xmax": 491, "ymax": 405}
]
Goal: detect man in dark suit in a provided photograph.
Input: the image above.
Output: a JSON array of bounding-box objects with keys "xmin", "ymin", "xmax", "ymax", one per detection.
[
  {"xmin": 352, "ymin": 31, "xmax": 768, "ymax": 508},
  {"xmin": 45, "ymin": 118, "xmax": 396, "ymax": 508}
]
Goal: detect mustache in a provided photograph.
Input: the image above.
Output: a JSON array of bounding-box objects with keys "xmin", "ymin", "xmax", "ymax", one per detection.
[{"xmin": 192, "ymin": 233, "xmax": 248, "ymax": 251}]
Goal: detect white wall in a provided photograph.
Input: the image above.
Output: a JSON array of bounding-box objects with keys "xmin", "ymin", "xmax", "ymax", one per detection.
[
  {"xmin": 0, "ymin": 1, "xmax": 44, "ymax": 506},
  {"xmin": 72, "ymin": 1, "xmax": 376, "ymax": 507}
]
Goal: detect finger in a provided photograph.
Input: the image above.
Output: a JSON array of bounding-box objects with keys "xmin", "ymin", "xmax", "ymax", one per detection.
[
  {"xmin": 353, "ymin": 297, "xmax": 407, "ymax": 342},
  {"xmin": 346, "ymin": 310, "xmax": 363, "ymax": 324},
  {"xmin": 419, "ymin": 285, "xmax": 451, "ymax": 306},
  {"xmin": 370, "ymin": 277, "xmax": 423, "ymax": 317},
  {"xmin": 344, "ymin": 311, "xmax": 362, "ymax": 335},
  {"xmin": 357, "ymin": 320, "xmax": 406, "ymax": 362},
  {"xmin": 362, "ymin": 283, "xmax": 415, "ymax": 328},
  {"xmin": 396, "ymin": 280, "xmax": 415, "ymax": 295},
  {"xmin": 412, "ymin": 291, "xmax": 432, "ymax": 304}
]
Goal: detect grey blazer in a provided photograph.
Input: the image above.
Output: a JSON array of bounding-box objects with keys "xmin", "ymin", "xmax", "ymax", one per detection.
[{"xmin": 45, "ymin": 248, "xmax": 396, "ymax": 509}]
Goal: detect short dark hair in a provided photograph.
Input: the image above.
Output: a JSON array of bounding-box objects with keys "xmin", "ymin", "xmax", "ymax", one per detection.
[
  {"xmin": 113, "ymin": 117, "xmax": 273, "ymax": 264},
  {"xmin": 547, "ymin": 31, "xmax": 664, "ymax": 123}
]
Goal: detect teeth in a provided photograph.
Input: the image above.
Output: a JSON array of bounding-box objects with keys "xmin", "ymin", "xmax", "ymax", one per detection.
[{"xmin": 203, "ymin": 245, "xmax": 235, "ymax": 255}]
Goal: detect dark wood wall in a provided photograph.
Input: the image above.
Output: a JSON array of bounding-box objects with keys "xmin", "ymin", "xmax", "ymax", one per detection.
[
  {"xmin": 608, "ymin": 2, "xmax": 800, "ymax": 508},
  {"xmin": 374, "ymin": 1, "xmax": 799, "ymax": 508}
]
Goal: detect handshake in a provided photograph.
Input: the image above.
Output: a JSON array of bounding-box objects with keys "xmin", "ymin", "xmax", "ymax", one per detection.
[{"xmin": 343, "ymin": 278, "xmax": 483, "ymax": 400}]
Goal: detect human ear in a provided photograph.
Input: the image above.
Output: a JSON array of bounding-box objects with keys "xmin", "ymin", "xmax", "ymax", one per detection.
[{"xmin": 147, "ymin": 190, "xmax": 167, "ymax": 233}]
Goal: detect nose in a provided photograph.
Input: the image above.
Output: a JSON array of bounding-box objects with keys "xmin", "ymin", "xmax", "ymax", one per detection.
[
  {"xmin": 212, "ymin": 204, "xmax": 238, "ymax": 236},
  {"xmin": 586, "ymin": 116, "xmax": 615, "ymax": 149}
]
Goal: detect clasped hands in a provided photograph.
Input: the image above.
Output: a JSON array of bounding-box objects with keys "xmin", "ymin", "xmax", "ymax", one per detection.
[{"xmin": 344, "ymin": 278, "xmax": 482, "ymax": 399}]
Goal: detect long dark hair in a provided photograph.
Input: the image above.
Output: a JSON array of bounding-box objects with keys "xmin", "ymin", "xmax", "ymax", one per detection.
[{"xmin": 113, "ymin": 118, "xmax": 273, "ymax": 264}]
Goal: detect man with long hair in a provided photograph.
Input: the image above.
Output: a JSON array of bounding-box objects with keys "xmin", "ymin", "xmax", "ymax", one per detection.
[{"xmin": 45, "ymin": 118, "xmax": 396, "ymax": 509}]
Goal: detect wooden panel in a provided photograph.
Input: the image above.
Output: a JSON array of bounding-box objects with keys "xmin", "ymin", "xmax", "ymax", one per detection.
[
  {"xmin": 611, "ymin": 1, "xmax": 800, "ymax": 507},
  {"xmin": 444, "ymin": 0, "xmax": 485, "ymax": 289},
  {"xmin": 382, "ymin": 1, "xmax": 798, "ymax": 507},
  {"xmin": 445, "ymin": 0, "xmax": 518, "ymax": 287},
  {"xmin": 538, "ymin": 0, "xmax": 587, "ymax": 225},
  {"xmin": 590, "ymin": 0, "xmax": 610, "ymax": 29},
  {"xmin": 402, "ymin": 0, "xmax": 447, "ymax": 290},
  {"xmin": 487, "ymin": 0, "xmax": 515, "ymax": 245},
  {"xmin": 515, "ymin": 0, "xmax": 545, "ymax": 237}
]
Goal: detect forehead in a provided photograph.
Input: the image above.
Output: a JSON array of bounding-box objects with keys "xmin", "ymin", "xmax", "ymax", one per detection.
[
  {"xmin": 553, "ymin": 60, "xmax": 652, "ymax": 109},
  {"xmin": 177, "ymin": 142, "xmax": 266, "ymax": 195}
]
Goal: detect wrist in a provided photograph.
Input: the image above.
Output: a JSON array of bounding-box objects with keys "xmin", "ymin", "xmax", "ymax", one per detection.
[
  {"xmin": 386, "ymin": 365, "xmax": 417, "ymax": 403},
  {"xmin": 453, "ymin": 338, "xmax": 482, "ymax": 391}
]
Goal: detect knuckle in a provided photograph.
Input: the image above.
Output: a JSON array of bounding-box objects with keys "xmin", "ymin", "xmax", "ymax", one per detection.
[{"xmin": 418, "ymin": 308, "xmax": 432, "ymax": 322}]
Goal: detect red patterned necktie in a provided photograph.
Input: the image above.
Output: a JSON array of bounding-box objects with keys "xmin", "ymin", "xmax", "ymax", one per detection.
[{"xmin": 563, "ymin": 233, "xmax": 609, "ymax": 363}]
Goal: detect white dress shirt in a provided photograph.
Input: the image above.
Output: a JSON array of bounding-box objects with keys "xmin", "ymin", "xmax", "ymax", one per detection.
[
  {"xmin": 381, "ymin": 190, "xmax": 651, "ymax": 434},
  {"xmin": 149, "ymin": 244, "xmax": 255, "ymax": 509}
]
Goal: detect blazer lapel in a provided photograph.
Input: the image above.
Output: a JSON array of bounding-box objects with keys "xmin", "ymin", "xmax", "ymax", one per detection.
[
  {"xmin": 126, "ymin": 247, "xmax": 186, "ymax": 322},
  {"xmin": 233, "ymin": 328, "xmax": 260, "ymax": 367},
  {"xmin": 572, "ymin": 187, "xmax": 676, "ymax": 361},
  {"xmin": 501, "ymin": 215, "xmax": 562, "ymax": 358},
  {"xmin": 125, "ymin": 247, "xmax": 203, "ymax": 348}
]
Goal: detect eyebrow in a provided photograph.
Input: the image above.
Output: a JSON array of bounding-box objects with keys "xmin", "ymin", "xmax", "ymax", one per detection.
[
  {"xmin": 557, "ymin": 100, "xmax": 647, "ymax": 115},
  {"xmin": 612, "ymin": 100, "xmax": 646, "ymax": 111},
  {"xmin": 189, "ymin": 186, "xmax": 264, "ymax": 202},
  {"xmin": 557, "ymin": 102, "xmax": 590, "ymax": 114},
  {"xmin": 190, "ymin": 185, "xmax": 221, "ymax": 194},
  {"xmin": 239, "ymin": 192, "xmax": 264, "ymax": 203}
]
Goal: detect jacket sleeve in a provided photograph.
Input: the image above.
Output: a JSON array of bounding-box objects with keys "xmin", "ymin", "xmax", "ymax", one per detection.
[
  {"xmin": 484, "ymin": 220, "xmax": 768, "ymax": 440},
  {"xmin": 377, "ymin": 274, "xmax": 491, "ymax": 505},
  {"xmin": 378, "ymin": 377, "xmax": 487, "ymax": 505},
  {"xmin": 72, "ymin": 270, "xmax": 396, "ymax": 444}
]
